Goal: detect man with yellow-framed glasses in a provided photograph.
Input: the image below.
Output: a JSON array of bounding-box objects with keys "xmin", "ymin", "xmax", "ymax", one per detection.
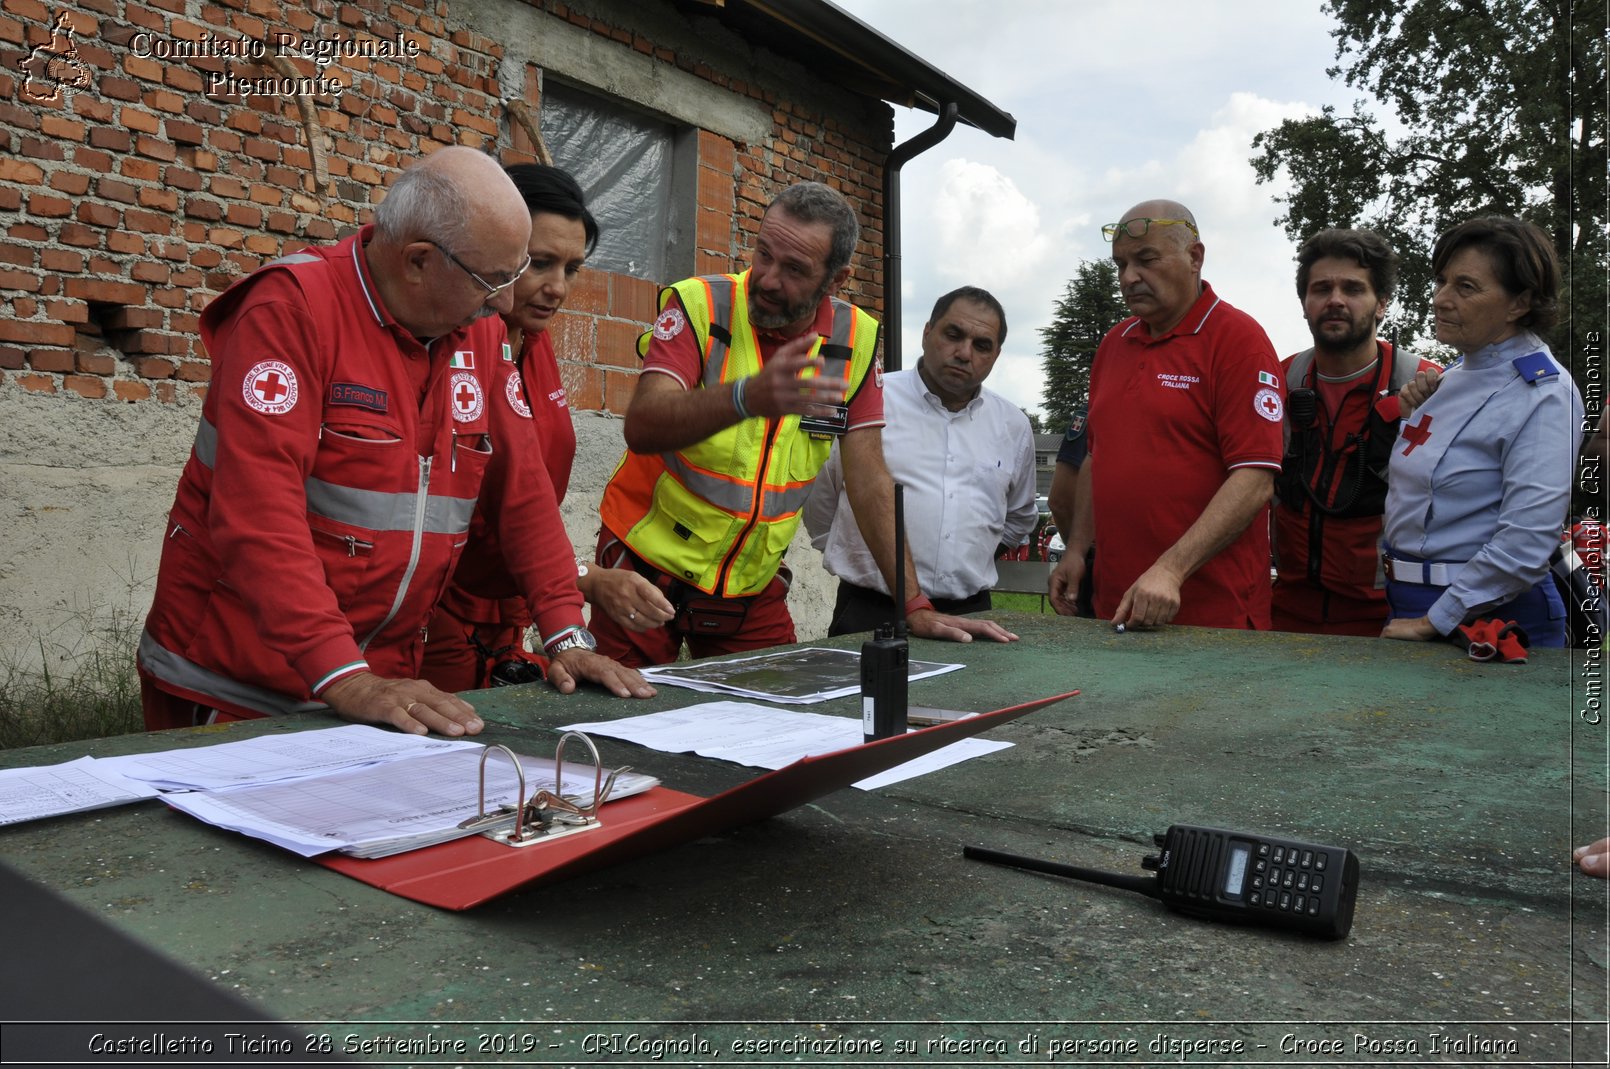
[{"xmin": 1049, "ymin": 200, "xmax": 1285, "ymax": 631}]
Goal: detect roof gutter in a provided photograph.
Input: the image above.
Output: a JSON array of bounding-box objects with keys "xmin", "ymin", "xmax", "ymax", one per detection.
[{"xmin": 881, "ymin": 101, "xmax": 958, "ymax": 372}]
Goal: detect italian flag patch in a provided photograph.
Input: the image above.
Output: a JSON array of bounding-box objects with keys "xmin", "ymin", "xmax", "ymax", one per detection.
[
  {"xmin": 1258, "ymin": 370, "xmax": 1278, "ymax": 387},
  {"xmin": 450, "ymin": 350, "xmax": 475, "ymax": 370}
]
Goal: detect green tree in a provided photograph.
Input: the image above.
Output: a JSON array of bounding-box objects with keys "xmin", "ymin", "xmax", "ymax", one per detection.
[
  {"xmin": 1039, "ymin": 259, "xmax": 1124, "ymax": 432},
  {"xmin": 1250, "ymin": 0, "xmax": 1607, "ymax": 371}
]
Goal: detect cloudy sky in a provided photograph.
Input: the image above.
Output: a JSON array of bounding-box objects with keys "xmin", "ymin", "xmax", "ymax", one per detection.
[{"xmin": 839, "ymin": 0, "xmax": 1375, "ymax": 422}]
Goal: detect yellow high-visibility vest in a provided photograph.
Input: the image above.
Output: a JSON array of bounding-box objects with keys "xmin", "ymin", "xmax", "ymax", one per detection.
[{"xmin": 600, "ymin": 270, "xmax": 880, "ymax": 596}]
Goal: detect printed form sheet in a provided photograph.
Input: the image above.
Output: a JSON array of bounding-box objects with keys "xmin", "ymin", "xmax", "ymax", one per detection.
[
  {"xmin": 0, "ymin": 757, "xmax": 161, "ymax": 826},
  {"xmin": 564, "ymin": 701, "xmax": 1010, "ymax": 790},
  {"xmin": 97, "ymin": 724, "xmax": 481, "ymax": 791}
]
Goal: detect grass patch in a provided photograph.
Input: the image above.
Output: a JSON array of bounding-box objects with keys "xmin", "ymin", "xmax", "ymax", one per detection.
[
  {"xmin": 992, "ymin": 591, "xmax": 1055, "ymax": 614},
  {"xmin": 0, "ymin": 648, "xmax": 143, "ymax": 749},
  {"xmin": 0, "ymin": 598, "xmax": 145, "ymax": 750}
]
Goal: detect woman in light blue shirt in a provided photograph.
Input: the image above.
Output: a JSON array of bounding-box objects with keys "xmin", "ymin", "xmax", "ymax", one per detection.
[{"xmin": 1380, "ymin": 216, "xmax": 1584, "ymax": 647}]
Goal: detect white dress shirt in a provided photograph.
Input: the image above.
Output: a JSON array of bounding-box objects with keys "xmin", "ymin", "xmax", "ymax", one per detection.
[{"xmin": 803, "ymin": 368, "xmax": 1039, "ymax": 600}]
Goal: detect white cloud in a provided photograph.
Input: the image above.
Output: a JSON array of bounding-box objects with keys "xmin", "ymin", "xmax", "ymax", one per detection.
[
  {"xmin": 926, "ymin": 159, "xmax": 1057, "ymax": 291},
  {"xmin": 843, "ymin": 0, "xmax": 1365, "ymax": 418},
  {"xmin": 978, "ymin": 91, "xmax": 1338, "ymax": 421},
  {"xmin": 1177, "ymin": 93, "xmax": 1313, "ymax": 209}
]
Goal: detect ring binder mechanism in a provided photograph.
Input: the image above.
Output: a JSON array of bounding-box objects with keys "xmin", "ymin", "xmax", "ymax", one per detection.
[
  {"xmin": 320, "ymin": 691, "xmax": 1078, "ymax": 908},
  {"xmin": 458, "ymin": 731, "xmax": 630, "ymax": 848}
]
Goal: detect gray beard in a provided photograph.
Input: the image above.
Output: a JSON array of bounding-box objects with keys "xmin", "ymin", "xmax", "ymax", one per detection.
[{"xmin": 749, "ymin": 278, "xmax": 833, "ymax": 331}]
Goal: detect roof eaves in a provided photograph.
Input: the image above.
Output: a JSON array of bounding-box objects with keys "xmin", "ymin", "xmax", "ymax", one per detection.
[{"xmin": 739, "ymin": 0, "xmax": 1017, "ymax": 140}]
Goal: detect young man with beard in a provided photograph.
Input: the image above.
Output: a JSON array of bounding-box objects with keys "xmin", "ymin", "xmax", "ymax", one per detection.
[{"xmin": 1271, "ymin": 229, "xmax": 1441, "ymax": 635}]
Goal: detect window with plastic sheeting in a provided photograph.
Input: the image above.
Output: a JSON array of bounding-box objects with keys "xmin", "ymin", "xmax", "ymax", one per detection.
[{"xmin": 542, "ymin": 81, "xmax": 686, "ymax": 283}]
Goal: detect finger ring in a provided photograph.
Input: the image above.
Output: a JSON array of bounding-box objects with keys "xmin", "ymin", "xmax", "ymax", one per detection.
[
  {"xmin": 628, "ymin": 611, "xmax": 637, "ymax": 620},
  {"xmin": 405, "ymin": 701, "xmax": 421, "ymax": 715}
]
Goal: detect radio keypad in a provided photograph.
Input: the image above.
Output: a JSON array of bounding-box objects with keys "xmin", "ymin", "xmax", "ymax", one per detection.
[{"xmin": 1256, "ymin": 843, "xmax": 1331, "ymax": 913}]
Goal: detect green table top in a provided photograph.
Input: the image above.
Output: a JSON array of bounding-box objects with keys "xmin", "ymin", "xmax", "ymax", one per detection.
[{"xmin": 2, "ymin": 613, "xmax": 1604, "ymax": 1065}]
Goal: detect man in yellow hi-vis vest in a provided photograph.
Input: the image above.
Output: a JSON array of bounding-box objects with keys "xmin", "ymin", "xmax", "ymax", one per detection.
[{"xmin": 594, "ymin": 182, "xmax": 1019, "ymax": 666}]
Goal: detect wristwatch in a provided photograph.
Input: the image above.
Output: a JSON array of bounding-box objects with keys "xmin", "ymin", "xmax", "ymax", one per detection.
[{"xmin": 544, "ymin": 626, "xmax": 597, "ymax": 657}]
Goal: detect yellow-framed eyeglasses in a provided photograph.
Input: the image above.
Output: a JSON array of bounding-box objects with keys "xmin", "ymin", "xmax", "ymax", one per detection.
[{"xmin": 1102, "ymin": 217, "xmax": 1200, "ymax": 242}]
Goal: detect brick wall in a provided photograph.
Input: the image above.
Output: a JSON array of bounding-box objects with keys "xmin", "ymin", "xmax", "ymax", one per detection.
[{"xmin": 0, "ymin": 0, "xmax": 894, "ymax": 413}]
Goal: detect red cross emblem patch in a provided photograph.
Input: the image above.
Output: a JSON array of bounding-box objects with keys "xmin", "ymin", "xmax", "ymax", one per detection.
[
  {"xmin": 653, "ymin": 307, "xmax": 685, "ymax": 341},
  {"xmin": 242, "ymin": 360, "xmax": 298, "ymax": 415},
  {"xmin": 1253, "ymin": 386, "xmax": 1283, "ymax": 422},
  {"xmin": 449, "ymin": 371, "xmax": 484, "ymax": 423},
  {"xmin": 1400, "ymin": 413, "xmax": 1433, "ymax": 455},
  {"xmin": 505, "ymin": 370, "xmax": 531, "ymax": 418}
]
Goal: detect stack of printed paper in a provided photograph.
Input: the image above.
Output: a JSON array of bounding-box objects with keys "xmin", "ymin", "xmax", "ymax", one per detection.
[
  {"xmin": 158, "ymin": 746, "xmax": 659, "ymax": 858},
  {"xmin": 2, "ymin": 725, "xmax": 655, "ymax": 860}
]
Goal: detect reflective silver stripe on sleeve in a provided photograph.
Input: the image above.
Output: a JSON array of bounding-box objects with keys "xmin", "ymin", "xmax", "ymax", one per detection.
[
  {"xmin": 138, "ymin": 628, "xmax": 328, "ymax": 718},
  {"xmin": 304, "ymin": 475, "xmax": 476, "ymax": 535},
  {"xmin": 192, "ymin": 422, "xmax": 473, "ymax": 535},
  {"xmin": 193, "ymin": 416, "xmax": 218, "ymax": 468},
  {"xmin": 261, "ymin": 252, "xmax": 322, "ymax": 269}
]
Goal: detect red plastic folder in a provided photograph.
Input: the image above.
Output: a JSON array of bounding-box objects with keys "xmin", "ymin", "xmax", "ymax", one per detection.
[{"xmin": 318, "ymin": 691, "xmax": 1077, "ymax": 910}]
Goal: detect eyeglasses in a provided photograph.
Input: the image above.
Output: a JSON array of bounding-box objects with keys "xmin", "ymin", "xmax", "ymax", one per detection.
[
  {"xmin": 1101, "ymin": 217, "xmax": 1200, "ymax": 242},
  {"xmin": 427, "ymin": 240, "xmax": 530, "ymax": 297}
]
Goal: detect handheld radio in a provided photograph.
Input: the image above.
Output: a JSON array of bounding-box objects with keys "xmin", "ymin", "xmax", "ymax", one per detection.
[
  {"xmin": 798, "ymin": 342, "xmax": 852, "ymax": 437},
  {"xmin": 965, "ymin": 823, "xmax": 1359, "ymax": 940},
  {"xmin": 861, "ymin": 483, "xmax": 909, "ymax": 742}
]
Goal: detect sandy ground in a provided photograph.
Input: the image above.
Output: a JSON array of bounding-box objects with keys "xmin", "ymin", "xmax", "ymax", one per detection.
[{"xmin": 0, "ymin": 384, "xmax": 834, "ymax": 679}]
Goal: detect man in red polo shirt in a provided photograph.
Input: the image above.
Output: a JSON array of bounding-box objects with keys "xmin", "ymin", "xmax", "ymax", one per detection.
[{"xmin": 1048, "ymin": 200, "xmax": 1284, "ymax": 629}]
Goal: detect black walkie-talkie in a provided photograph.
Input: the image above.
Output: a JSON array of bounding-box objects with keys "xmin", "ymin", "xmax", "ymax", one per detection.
[
  {"xmin": 965, "ymin": 823, "xmax": 1360, "ymax": 940},
  {"xmin": 861, "ymin": 483, "xmax": 908, "ymax": 742}
]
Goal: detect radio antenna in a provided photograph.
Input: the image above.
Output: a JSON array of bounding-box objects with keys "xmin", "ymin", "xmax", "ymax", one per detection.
[
  {"xmin": 963, "ymin": 845, "xmax": 1158, "ymax": 897},
  {"xmin": 893, "ymin": 483, "xmax": 907, "ymax": 638}
]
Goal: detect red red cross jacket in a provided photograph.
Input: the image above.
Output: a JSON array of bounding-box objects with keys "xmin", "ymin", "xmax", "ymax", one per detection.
[{"xmin": 139, "ymin": 227, "xmax": 584, "ymax": 719}]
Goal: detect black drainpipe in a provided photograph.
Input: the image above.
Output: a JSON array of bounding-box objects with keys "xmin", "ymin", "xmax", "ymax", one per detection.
[{"xmin": 880, "ymin": 101, "xmax": 959, "ymax": 372}]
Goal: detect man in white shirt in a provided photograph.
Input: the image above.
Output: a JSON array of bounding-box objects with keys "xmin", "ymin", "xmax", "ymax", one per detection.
[{"xmin": 804, "ymin": 286, "xmax": 1038, "ymax": 636}]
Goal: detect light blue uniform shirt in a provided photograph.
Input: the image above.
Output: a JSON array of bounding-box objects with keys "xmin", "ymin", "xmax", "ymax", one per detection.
[{"xmin": 1382, "ymin": 331, "xmax": 1585, "ymax": 634}]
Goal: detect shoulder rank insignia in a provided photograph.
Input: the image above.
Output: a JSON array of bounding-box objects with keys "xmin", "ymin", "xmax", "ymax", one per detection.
[{"xmin": 1512, "ymin": 351, "xmax": 1559, "ymax": 385}]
